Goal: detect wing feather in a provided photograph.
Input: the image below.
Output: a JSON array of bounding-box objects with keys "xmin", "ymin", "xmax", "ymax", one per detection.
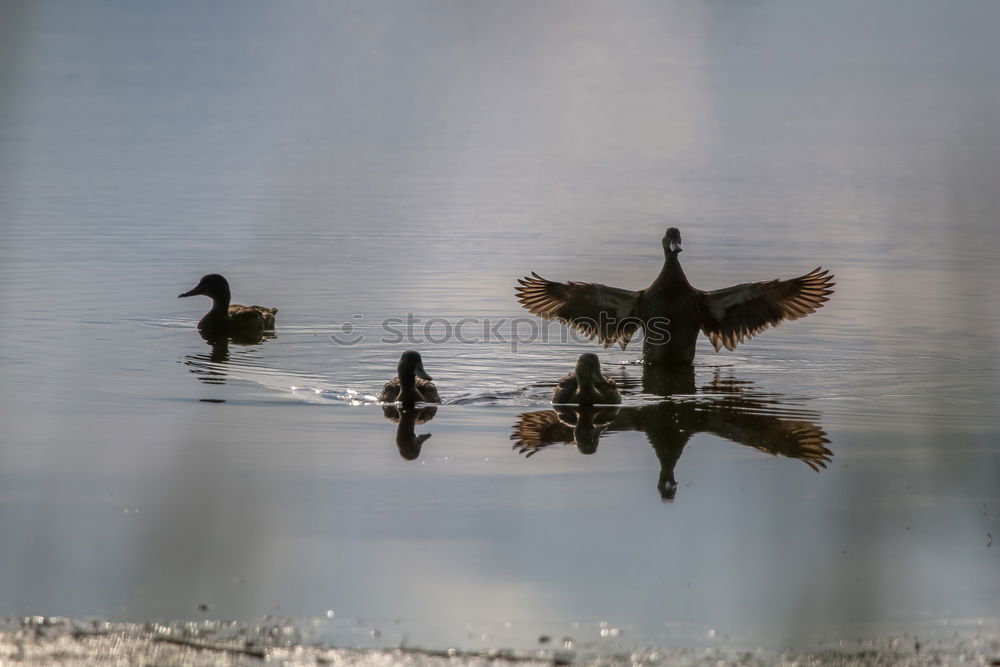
[
  {"xmin": 515, "ymin": 272, "xmax": 642, "ymax": 349},
  {"xmin": 228, "ymin": 304, "xmax": 277, "ymax": 330},
  {"xmin": 700, "ymin": 267, "xmax": 834, "ymax": 352}
]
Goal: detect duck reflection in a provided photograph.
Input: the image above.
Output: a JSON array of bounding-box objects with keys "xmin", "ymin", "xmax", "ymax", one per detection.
[
  {"xmin": 197, "ymin": 327, "xmax": 276, "ymax": 347},
  {"xmin": 183, "ymin": 331, "xmax": 279, "ymax": 386},
  {"xmin": 382, "ymin": 405, "xmax": 437, "ymax": 460},
  {"xmin": 183, "ymin": 340, "xmax": 231, "ymax": 385},
  {"xmin": 512, "ymin": 365, "xmax": 831, "ymax": 500},
  {"xmin": 516, "ymin": 406, "xmax": 621, "ymax": 456}
]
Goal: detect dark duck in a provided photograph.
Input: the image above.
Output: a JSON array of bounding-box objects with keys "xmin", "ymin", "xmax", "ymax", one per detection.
[
  {"xmin": 552, "ymin": 353, "xmax": 622, "ymax": 405},
  {"xmin": 378, "ymin": 351, "xmax": 441, "ymax": 406},
  {"xmin": 179, "ymin": 274, "xmax": 277, "ymax": 344},
  {"xmin": 516, "ymin": 228, "xmax": 834, "ymax": 365}
]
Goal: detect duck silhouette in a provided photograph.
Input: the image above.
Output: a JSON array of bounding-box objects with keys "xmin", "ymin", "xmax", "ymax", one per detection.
[
  {"xmin": 552, "ymin": 353, "xmax": 622, "ymax": 405},
  {"xmin": 378, "ymin": 351, "xmax": 441, "ymax": 408},
  {"xmin": 517, "ymin": 228, "xmax": 834, "ymax": 365},
  {"xmin": 179, "ymin": 274, "xmax": 276, "ymax": 344}
]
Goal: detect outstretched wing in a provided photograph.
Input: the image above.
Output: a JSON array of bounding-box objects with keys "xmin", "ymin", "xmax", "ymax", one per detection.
[
  {"xmin": 516, "ymin": 272, "xmax": 642, "ymax": 350},
  {"xmin": 700, "ymin": 267, "xmax": 834, "ymax": 352}
]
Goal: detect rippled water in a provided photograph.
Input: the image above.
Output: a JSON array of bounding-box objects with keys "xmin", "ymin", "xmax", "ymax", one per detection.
[{"xmin": 1, "ymin": 0, "xmax": 998, "ymax": 657}]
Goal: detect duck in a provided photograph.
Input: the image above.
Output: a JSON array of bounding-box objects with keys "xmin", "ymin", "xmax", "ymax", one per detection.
[
  {"xmin": 516, "ymin": 227, "xmax": 834, "ymax": 365},
  {"xmin": 378, "ymin": 350, "xmax": 441, "ymax": 405},
  {"xmin": 552, "ymin": 353, "xmax": 622, "ymax": 405},
  {"xmin": 179, "ymin": 274, "xmax": 277, "ymax": 343}
]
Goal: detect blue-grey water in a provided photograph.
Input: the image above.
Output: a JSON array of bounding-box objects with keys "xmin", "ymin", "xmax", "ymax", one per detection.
[{"xmin": 1, "ymin": 0, "xmax": 999, "ymax": 658}]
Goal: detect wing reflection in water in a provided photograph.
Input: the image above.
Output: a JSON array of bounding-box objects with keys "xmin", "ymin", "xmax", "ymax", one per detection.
[
  {"xmin": 512, "ymin": 365, "xmax": 832, "ymax": 501},
  {"xmin": 383, "ymin": 406, "xmax": 437, "ymax": 460}
]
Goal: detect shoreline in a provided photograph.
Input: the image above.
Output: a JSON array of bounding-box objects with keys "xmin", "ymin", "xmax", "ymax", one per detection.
[{"xmin": 2, "ymin": 617, "xmax": 997, "ymax": 666}]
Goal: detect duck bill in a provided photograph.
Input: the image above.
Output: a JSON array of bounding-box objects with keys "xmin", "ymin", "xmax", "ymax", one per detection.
[
  {"xmin": 178, "ymin": 286, "xmax": 202, "ymax": 298},
  {"xmin": 669, "ymin": 240, "xmax": 682, "ymax": 253},
  {"xmin": 415, "ymin": 361, "xmax": 432, "ymax": 382}
]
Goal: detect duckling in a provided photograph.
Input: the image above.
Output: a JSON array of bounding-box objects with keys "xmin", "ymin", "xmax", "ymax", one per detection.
[
  {"xmin": 552, "ymin": 353, "xmax": 622, "ymax": 405},
  {"xmin": 378, "ymin": 351, "xmax": 441, "ymax": 405},
  {"xmin": 179, "ymin": 274, "xmax": 276, "ymax": 343},
  {"xmin": 517, "ymin": 227, "xmax": 834, "ymax": 365}
]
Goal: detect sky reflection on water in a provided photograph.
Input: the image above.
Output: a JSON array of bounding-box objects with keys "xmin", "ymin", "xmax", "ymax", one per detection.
[{"xmin": 1, "ymin": 0, "xmax": 998, "ymax": 653}]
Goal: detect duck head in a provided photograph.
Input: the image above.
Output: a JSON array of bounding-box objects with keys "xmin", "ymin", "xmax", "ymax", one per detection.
[
  {"xmin": 398, "ymin": 350, "xmax": 432, "ymax": 382},
  {"xmin": 662, "ymin": 227, "xmax": 683, "ymax": 254},
  {"xmin": 575, "ymin": 353, "xmax": 608, "ymax": 388},
  {"xmin": 179, "ymin": 274, "xmax": 231, "ymax": 302}
]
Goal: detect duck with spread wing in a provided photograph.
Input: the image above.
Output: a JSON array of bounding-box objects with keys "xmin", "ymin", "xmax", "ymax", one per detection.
[{"xmin": 516, "ymin": 228, "xmax": 834, "ymax": 365}]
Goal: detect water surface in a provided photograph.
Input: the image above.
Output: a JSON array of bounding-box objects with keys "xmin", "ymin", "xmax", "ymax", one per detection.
[{"xmin": 1, "ymin": 0, "xmax": 998, "ymax": 656}]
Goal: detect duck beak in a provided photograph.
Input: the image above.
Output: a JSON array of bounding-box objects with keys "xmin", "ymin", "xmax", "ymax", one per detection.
[
  {"xmin": 669, "ymin": 240, "xmax": 682, "ymax": 253},
  {"xmin": 415, "ymin": 361, "xmax": 432, "ymax": 382},
  {"xmin": 178, "ymin": 286, "xmax": 202, "ymax": 298}
]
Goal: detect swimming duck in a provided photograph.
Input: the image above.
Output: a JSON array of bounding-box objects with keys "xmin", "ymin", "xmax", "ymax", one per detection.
[
  {"xmin": 552, "ymin": 353, "xmax": 622, "ymax": 405},
  {"xmin": 179, "ymin": 274, "xmax": 277, "ymax": 343},
  {"xmin": 378, "ymin": 351, "xmax": 441, "ymax": 405},
  {"xmin": 517, "ymin": 227, "xmax": 834, "ymax": 365}
]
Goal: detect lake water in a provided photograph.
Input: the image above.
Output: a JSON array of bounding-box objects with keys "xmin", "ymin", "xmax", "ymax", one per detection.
[{"xmin": 1, "ymin": 0, "xmax": 998, "ymax": 660}]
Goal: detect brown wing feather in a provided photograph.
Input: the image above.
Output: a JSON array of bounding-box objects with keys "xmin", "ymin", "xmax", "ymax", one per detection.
[
  {"xmin": 550, "ymin": 373, "xmax": 578, "ymax": 403},
  {"xmin": 700, "ymin": 267, "xmax": 834, "ymax": 352},
  {"xmin": 378, "ymin": 378, "xmax": 401, "ymax": 402},
  {"xmin": 414, "ymin": 378, "xmax": 441, "ymax": 403},
  {"xmin": 515, "ymin": 273, "xmax": 641, "ymax": 350},
  {"xmin": 229, "ymin": 304, "xmax": 278, "ymax": 330},
  {"xmin": 378, "ymin": 377, "xmax": 440, "ymax": 403}
]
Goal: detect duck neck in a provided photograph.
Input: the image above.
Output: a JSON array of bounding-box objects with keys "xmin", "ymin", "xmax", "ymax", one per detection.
[
  {"xmin": 576, "ymin": 378, "xmax": 599, "ymax": 403},
  {"xmin": 208, "ymin": 289, "xmax": 231, "ymax": 316},
  {"xmin": 575, "ymin": 370, "xmax": 604, "ymax": 403},
  {"xmin": 198, "ymin": 289, "xmax": 232, "ymax": 337},
  {"xmin": 398, "ymin": 370, "xmax": 420, "ymax": 404},
  {"xmin": 650, "ymin": 251, "xmax": 691, "ymax": 292}
]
